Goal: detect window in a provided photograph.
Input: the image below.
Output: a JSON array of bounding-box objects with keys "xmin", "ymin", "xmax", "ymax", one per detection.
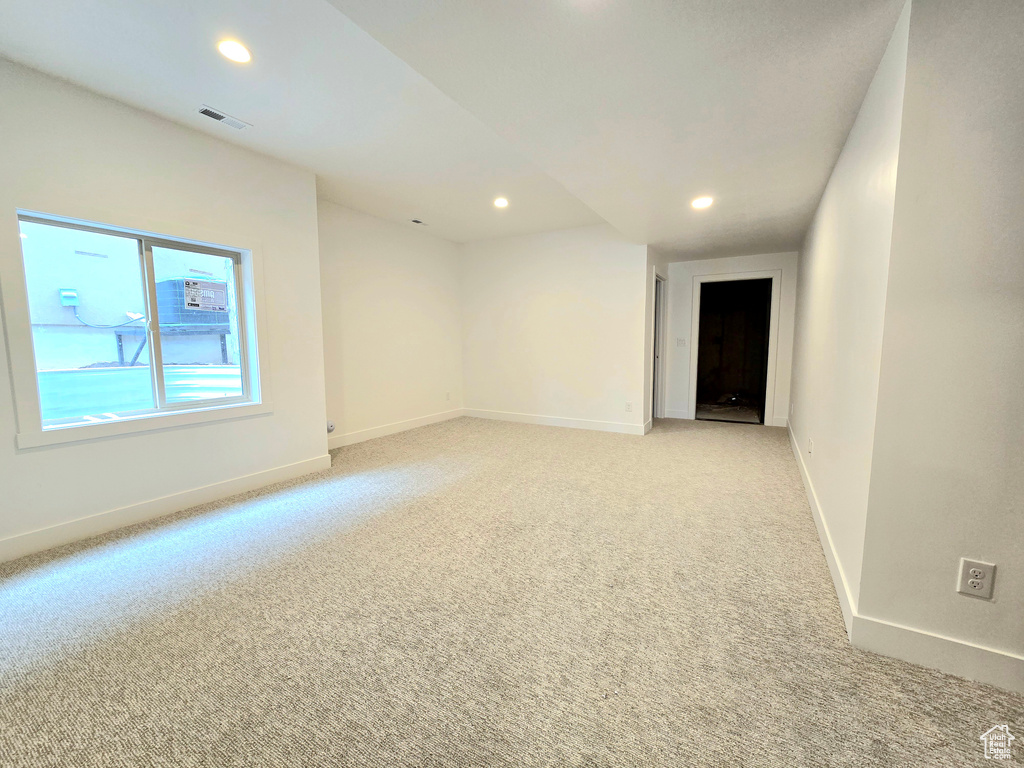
[{"xmin": 16, "ymin": 213, "xmax": 260, "ymax": 433}]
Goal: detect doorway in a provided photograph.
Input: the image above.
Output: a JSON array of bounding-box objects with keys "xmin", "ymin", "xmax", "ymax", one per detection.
[{"xmin": 694, "ymin": 278, "xmax": 772, "ymax": 424}]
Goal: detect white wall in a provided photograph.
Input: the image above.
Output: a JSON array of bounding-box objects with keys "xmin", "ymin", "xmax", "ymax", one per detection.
[
  {"xmin": 460, "ymin": 224, "xmax": 648, "ymax": 434},
  {"xmin": 788, "ymin": 2, "xmax": 909, "ymax": 618},
  {"xmin": 663, "ymin": 252, "xmax": 798, "ymax": 428},
  {"xmin": 789, "ymin": 1, "xmax": 1022, "ymax": 690},
  {"xmin": 0, "ymin": 59, "xmax": 329, "ymax": 561},
  {"xmin": 318, "ymin": 202, "xmax": 464, "ymax": 447},
  {"xmin": 858, "ymin": 0, "xmax": 1024, "ymax": 668}
]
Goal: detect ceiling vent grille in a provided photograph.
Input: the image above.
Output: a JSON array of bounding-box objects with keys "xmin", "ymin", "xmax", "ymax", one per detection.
[{"xmin": 197, "ymin": 105, "xmax": 250, "ymax": 130}]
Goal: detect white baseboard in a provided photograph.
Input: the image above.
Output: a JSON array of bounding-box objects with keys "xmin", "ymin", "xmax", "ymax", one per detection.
[
  {"xmin": 852, "ymin": 613, "xmax": 1024, "ymax": 694},
  {"xmin": 643, "ymin": 419, "xmax": 653, "ymax": 434},
  {"xmin": 788, "ymin": 423, "xmax": 855, "ymax": 634},
  {"xmin": 0, "ymin": 454, "xmax": 332, "ymax": 565},
  {"xmin": 787, "ymin": 423, "xmax": 1023, "ymax": 694},
  {"xmin": 464, "ymin": 408, "xmax": 645, "ymax": 436},
  {"xmin": 770, "ymin": 416, "xmax": 789, "ymax": 427},
  {"xmin": 328, "ymin": 408, "xmax": 466, "ymax": 449}
]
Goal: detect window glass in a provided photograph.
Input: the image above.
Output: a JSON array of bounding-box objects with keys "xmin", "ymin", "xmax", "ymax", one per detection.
[
  {"xmin": 18, "ymin": 219, "xmax": 154, "ymax": 427},
  {"xmin": 152, "ymin": 246, "xmax": 243, "ymax": 403}
]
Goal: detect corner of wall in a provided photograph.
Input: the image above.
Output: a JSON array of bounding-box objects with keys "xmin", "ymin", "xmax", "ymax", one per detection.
[
  {"xmin": 847, "ymin": 0, "xmax": 1024, "ymax": 693},
  {"xmin": 317, "ymin": 202, "xmax": 465, "ymax": 445},
  {"xmin": 787, "ymin": 423, "xmax": 855, "ymax": 635}
]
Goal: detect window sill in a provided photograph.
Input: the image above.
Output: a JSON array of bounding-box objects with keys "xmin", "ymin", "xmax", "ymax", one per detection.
[{"xmin": 15, "ymin": 400, "xmax": 273, "ymax": 449}]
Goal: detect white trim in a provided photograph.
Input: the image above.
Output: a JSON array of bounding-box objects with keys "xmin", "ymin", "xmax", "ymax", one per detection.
[
  {"xmin": 788, "ymin": 422, "xmax": 1024, "ymax": 693},
  {"xmin": 643, "ymin": 419, "xmax": 653, "ymax": 434},
  {"xmin": 16, "ymin": 400, "xmax": 274, "ymax": 449},
  {"xmin": 465, "ymin": 409, "xmax": 645, "ymax": 435},
  {"xmin": 851, "ymin": 613, "xmax": 1024, "ymax": 694},
  {"xmin": 769, "ymin": 416, "xmax": 788, "ymax": 428},
  {"xmin": 328, "ymin": 408, "xmax": 466, "ymax": 449},
  {"xmin": 0, "ymin": 454, "xmax": 331, "ymax": 565},
  {"xmin": 788, "ymin": 423, "xmax": 855, "ymax": 634},
  {"xmin": 653, "ymin": 274, "xmax": 668, "ymax": 419},
  {"xmin": 688, "ymin": 269, "xmax": 782, "ymax": 425}
]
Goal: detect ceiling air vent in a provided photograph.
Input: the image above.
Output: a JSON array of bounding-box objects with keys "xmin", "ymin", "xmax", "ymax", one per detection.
[{"xmin": 197, "ymin": 105, "xmax": 250, "ymax": 131}]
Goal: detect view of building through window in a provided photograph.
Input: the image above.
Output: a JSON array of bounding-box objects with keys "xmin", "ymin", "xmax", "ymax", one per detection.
[
  {"xmin": 152, "ymin": 245, "xmax": 242, "ymax": 404},
  {"xmin": 18, "ymin": 216, "xmax": 248, "ymax": 428}
]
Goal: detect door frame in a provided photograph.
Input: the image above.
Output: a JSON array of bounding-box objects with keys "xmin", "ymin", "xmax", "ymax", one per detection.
[
  {"xmin": 688, "ymin": 269, "xmax": 782, "ymax": 425},
  {"xmin": 652, "ymin": 274, "xmax": 667, "ymax": 419}
]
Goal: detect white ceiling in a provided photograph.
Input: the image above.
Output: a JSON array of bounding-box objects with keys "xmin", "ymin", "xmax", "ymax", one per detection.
[
  {"xmin": 0, "ymin": 0, "xmax": 601, "ymax": 242},
  {"xmin": 328, "ymin": 0, "xmax": 907, "ymax": 258},
  {"xmin": 0, "ymin": 0, "xmax": 906, "ymax": 255}
]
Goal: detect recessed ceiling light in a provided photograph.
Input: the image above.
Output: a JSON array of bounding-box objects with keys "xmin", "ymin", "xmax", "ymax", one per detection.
[
  {"xmin": 494, "ymin": 197, "xmax": 509, "ymax": 209},
  {"xmin": 217, "ymin": 39, "xmax": 251, "ymax": 63},
  {"xmin": 691, "ymin": 196, "xmax": 714, "ymax": 209}
]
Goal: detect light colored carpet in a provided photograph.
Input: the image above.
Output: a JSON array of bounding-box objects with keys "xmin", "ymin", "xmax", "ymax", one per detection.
[{"xmin": 0, "ymin": 416, "xmax": 1020, "ymax": 767}]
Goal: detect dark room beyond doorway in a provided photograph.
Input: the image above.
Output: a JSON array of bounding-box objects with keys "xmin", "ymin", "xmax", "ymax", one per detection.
[{"xmin": 695, "ymin": 278, "xmax": 772, "ymax": 425}]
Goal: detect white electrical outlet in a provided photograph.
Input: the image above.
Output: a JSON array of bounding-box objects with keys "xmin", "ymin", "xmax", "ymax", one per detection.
[
  {"xmin": 625, "ymin": 402, "xmax": 632, "ymax": 412},
  {"xmin": 676, "ymin": 337, "xmax": 686, "ymax": 347},
  {"xmin": 958, "ymin": 558, "xmax": 996, "ymax": 599}
]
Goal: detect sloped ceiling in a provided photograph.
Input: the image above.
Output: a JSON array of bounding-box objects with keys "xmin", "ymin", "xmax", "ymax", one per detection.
[
  {"xmin": 0, "ymin": 0, "xmax": 906, "ymax": 254},
  {"xmin": 328, "ymin": 0, "xmax": 906, "ymax": 257},
  {"xmin": 0, "ymin": 0, "xmax": 600, "ymax": 242}
]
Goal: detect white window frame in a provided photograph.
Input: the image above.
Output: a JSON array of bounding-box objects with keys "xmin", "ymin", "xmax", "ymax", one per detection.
[{"xmin": 7, "ymin": 210, "xmax": 272, "ymax": 449}]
